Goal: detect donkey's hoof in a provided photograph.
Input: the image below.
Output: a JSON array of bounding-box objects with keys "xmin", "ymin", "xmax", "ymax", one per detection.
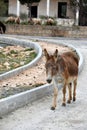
[
  {"xmin": 73, "ymin": 97, "xmax": 76, "ymax": 102},
  {"xmin": 51, "ymin": 107, "xmax": 55, "ymax": 110},
  {"xmin": 62, "ymin": 103, "xmax": 66, "ymax": 106},
  {"xmin": 67, "ymin": 100, "xmax": 71, "ymax": 104}
]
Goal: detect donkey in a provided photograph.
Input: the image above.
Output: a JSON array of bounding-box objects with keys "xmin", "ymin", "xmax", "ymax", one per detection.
[{"xmin": 44, "ymin": 48, "xmax": 79, "ymax": 110}]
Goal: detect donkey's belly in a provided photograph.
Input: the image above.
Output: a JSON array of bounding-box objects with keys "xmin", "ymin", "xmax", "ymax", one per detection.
[
  {"xmin": 57, "ymin": 75, "xmax": 77, "ymax": 85},
  {"xmin": 67, "ymin": 76, "xmax": 77, "ymax": 84}
]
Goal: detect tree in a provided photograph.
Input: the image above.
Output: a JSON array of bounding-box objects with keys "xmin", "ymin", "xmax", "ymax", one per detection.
[
  {"xmin": 70, "ymin": 0, "xmax": 87, "ymax": 13},
  {"xmin": 19, "ymin": 0, "xmax": 41, "ymax": 19},
  {"xmin": 0, "ymin": 0, "xmax": 8, "ymax": 16},
  {"xmin": 70, "ymin": 0, "xmax": 87, "ymax": 25}
]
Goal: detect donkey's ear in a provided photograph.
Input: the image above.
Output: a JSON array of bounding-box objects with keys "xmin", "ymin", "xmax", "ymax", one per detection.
[
  {"xmin": 54, "ymin": 49, "xmax": 58, "ymax": 62},
  {"xmin": 54, "ymin": 49, "xmax": 58, "ymax": 58},
  {"xmin": 44, "ymin": 48, "xmax": 49, "ymax": 60}
]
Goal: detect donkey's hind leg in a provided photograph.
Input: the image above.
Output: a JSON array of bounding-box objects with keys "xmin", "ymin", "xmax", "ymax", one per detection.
[
  {"xmin": 73, "ymin": 79, "xmax": 77, "ymax": 101},
  {"xmin": 67, "ymin": 83, "xmax": 72, "ymax": 104}
]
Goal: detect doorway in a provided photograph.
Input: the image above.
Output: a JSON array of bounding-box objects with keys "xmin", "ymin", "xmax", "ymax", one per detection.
[
  {"xmin": 58, "ymin": 2, "xmax": 67, "ymax": 18},
  {"xmin": 31, "ymin": 6, "xmax": 37, "ymax": 18}
]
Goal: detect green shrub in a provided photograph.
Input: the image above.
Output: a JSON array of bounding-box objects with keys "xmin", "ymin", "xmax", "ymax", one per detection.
[
  {"xmin": 44, "ymin": 18, "xmax": 57, "ymax": 26},
  {"xmin": 10, "ymin": 50, "xmax": 18, "ymax": 54},
  {"xmin": 20, "ymin": 13, "xmax": 28, "ymax": 20}
]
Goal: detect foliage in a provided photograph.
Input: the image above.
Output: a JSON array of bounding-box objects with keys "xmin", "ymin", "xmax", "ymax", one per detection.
[
  {"xmin": 20, "ymin": 13, "xmax": 28, "ymax": 20},
  {"xmin": 19, "ymin": 0, "xmax": 41, "ymax": 5},
  {"xmin": 21, "ymin": 21, "xmax": 29, "ymax": 25},
  {"xmin": 44, "ymin": 18, "xmax": 57, "ymax": 26},
  {"xmin": 0, "ymin": 0, "xmax": 8, "ymax": 16},
  {"xmin": 39, "ymin": 15, "xmax": 56, "ymax": 20},
  {"xmin": 0, "ymin": 45, "xmax": 37, "ymax": 74},
  {"xmin": 70, "ymin": 0, "xmax": 87, "ymax": 25},
  {"xmin": 70, "ymin": 0, "xmax": 87, "ymax": 10}
]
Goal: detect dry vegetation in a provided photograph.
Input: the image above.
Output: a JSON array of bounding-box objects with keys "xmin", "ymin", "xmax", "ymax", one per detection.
[{"xmin": 0, "ymin": 45, "xmax": 36, "ymax": 74}]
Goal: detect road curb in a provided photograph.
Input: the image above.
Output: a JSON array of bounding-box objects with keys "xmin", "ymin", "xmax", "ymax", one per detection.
[
  {"xmin": 0, "ymin": 37, "xmax": 83, "ymax": 116},
  {"xmin": 0, "ymin": 36, "xmax": 42, "ymax": 80}
]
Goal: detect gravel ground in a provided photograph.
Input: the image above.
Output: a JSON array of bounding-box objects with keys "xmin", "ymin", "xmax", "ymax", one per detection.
[{"xmin": 0, "ymin": 37, "xmax": 87, "ymax": 130}]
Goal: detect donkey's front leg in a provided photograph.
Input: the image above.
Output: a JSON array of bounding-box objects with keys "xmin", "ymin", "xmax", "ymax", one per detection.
[
  {"xmin": 62, "ymin": 84, "xmax": 66, "ymax": 106},
  {"xmin": 51, "ymin": 86, "xmax": 58, "ymax": 110}
]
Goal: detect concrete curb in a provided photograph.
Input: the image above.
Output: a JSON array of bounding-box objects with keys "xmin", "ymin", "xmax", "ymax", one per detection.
[
  {"xmin": 0, "ymin": 36, "xmax": 42, "ymax": 80},
  {"xmin": 0, "ymin": 37, "xmax": 83, "ymax": 116},
  {"xmin": 0, "ymin": 84, "xmax": 53, "ymax": 116}
]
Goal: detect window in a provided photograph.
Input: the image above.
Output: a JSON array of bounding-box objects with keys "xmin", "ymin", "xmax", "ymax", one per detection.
[{"xmin": 58, "ymin": 2, "xmax": 67, "ymax": 18}]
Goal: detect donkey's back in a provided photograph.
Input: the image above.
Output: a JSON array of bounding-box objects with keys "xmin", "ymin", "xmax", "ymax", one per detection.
[{"xmin": 60, "ymin": 51, "xmax": 79, "ymax": 78}]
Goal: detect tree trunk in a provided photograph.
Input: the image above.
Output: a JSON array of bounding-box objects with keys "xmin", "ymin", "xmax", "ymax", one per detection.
[{"xmin": 27, "ymin": 3, "xmax": 32, "ymax": 20}]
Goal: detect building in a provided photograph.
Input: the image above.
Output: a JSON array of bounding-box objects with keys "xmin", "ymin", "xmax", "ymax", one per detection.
[
  {"xmin": 8, "ymin": 0, "xmax": 79, "ymax": 25},
  {"xmin": 8, "ymin": 0, "xmax": 74, "ymax": 18}
]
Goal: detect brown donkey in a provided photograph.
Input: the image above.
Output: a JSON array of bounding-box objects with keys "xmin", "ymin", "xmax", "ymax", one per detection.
[{"xmin": 44, "ymin": 49, "xmax": 79, "ymax": 110}]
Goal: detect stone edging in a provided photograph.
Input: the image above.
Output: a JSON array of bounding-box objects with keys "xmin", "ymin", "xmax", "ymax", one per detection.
[
  {"xmin": 0, "ymin": 36, "xmax": 42, "ymax": 81},
  {"xmin": 0, "ymin": 37, "xmax": 83, "ymax": 116}
]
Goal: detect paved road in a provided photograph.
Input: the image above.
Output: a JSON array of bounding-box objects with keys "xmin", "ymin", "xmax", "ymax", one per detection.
[{"xmin": 0, "ymin": 36, "xmax": 87, "ymax": 130}]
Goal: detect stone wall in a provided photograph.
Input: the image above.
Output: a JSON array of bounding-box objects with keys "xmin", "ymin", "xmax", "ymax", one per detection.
[{"xmin": 5, "ymin": 24, "xmax": 87, "ymax": 38}]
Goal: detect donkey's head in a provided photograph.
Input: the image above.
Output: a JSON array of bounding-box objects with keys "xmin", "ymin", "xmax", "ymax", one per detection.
[{"xmin": 44, "ymin": 49, "xmax": 58, "ymax": 84}]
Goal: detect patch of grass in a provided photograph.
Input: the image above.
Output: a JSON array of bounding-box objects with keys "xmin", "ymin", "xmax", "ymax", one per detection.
[
  {"xmin": 0, "ymin": 52, "xmax": 6, "ymax": 58},
  {"xmin": 24, "ymin": 48, "xmax": 34, "ymax": 51},
  {"xmin": 21, "ymin": 21, "xmax": 29, "ymax": 25},
  {"xmin": 0, "ymin": 46, "xmax": 37, "ymax": 74},
  {"xmin": 10, "ymin": 50, "xmax": 18, "ymax": 54},
  {"xmin": 30, "ymin": 52, "xmax": 37, "ymax": 59}
]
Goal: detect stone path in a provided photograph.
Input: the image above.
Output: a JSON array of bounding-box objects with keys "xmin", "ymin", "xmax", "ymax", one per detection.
[{"xmin": 0, "ymin": 37, "xmax": 87, "ymax": 130}]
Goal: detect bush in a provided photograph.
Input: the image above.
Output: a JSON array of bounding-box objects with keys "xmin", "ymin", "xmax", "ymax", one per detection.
[
  {"xmin": 5, "ymin": 16, "xmax": 20, "ymax": 24},
  {"xmin": 21, "ymin": 21, "xmax": 29, "ymax": 25},
  {"xmin": 20, "ymin": 13, "xmax": 28, "ymax": 20},
  {"xmin": 44, "ymin": 18, "xmax": 57, "ymax": 26},
  {"xmin": 27, "ymin": 18, "xmax": 42, "ymax": 25}
]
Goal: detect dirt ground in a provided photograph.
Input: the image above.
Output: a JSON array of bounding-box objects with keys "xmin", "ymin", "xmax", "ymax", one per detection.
[{"xmin": 0, "ymin": 41, "xmax": 71, "ymax": 98}]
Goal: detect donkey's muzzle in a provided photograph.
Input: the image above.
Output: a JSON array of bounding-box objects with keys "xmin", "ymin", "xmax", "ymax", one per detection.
[{"xmin": 46, "ymin": 79, "xmax": 52, "ymax": 84}]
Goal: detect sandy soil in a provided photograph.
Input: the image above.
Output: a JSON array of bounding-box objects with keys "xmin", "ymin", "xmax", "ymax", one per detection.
[{"xmin": 0, "ymin": 41, "xmax": 71, "ymax": 97}]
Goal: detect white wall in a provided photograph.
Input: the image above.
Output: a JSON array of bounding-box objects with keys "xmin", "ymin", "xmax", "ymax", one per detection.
[
  {"xmin": 8, "ymin": 0, "xmax": 74, "ymax": 19},
  {"xmin": 38, "ymin": 0, "xmax": 47, "ymax": 17},
  {"xmin": 9, "ymin": 0, "xmax": 17, "ymax": 16},
  {"xmin": 20, "ymin": 4, "xmax": 28, "ymax": 15},
  {"xmin": 50, "ymin": 0, "xmax": 58, "ymax": 17},
  {"xmin": 38, "ymin": 0, "xmax": 58, "ymax": 17}
]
